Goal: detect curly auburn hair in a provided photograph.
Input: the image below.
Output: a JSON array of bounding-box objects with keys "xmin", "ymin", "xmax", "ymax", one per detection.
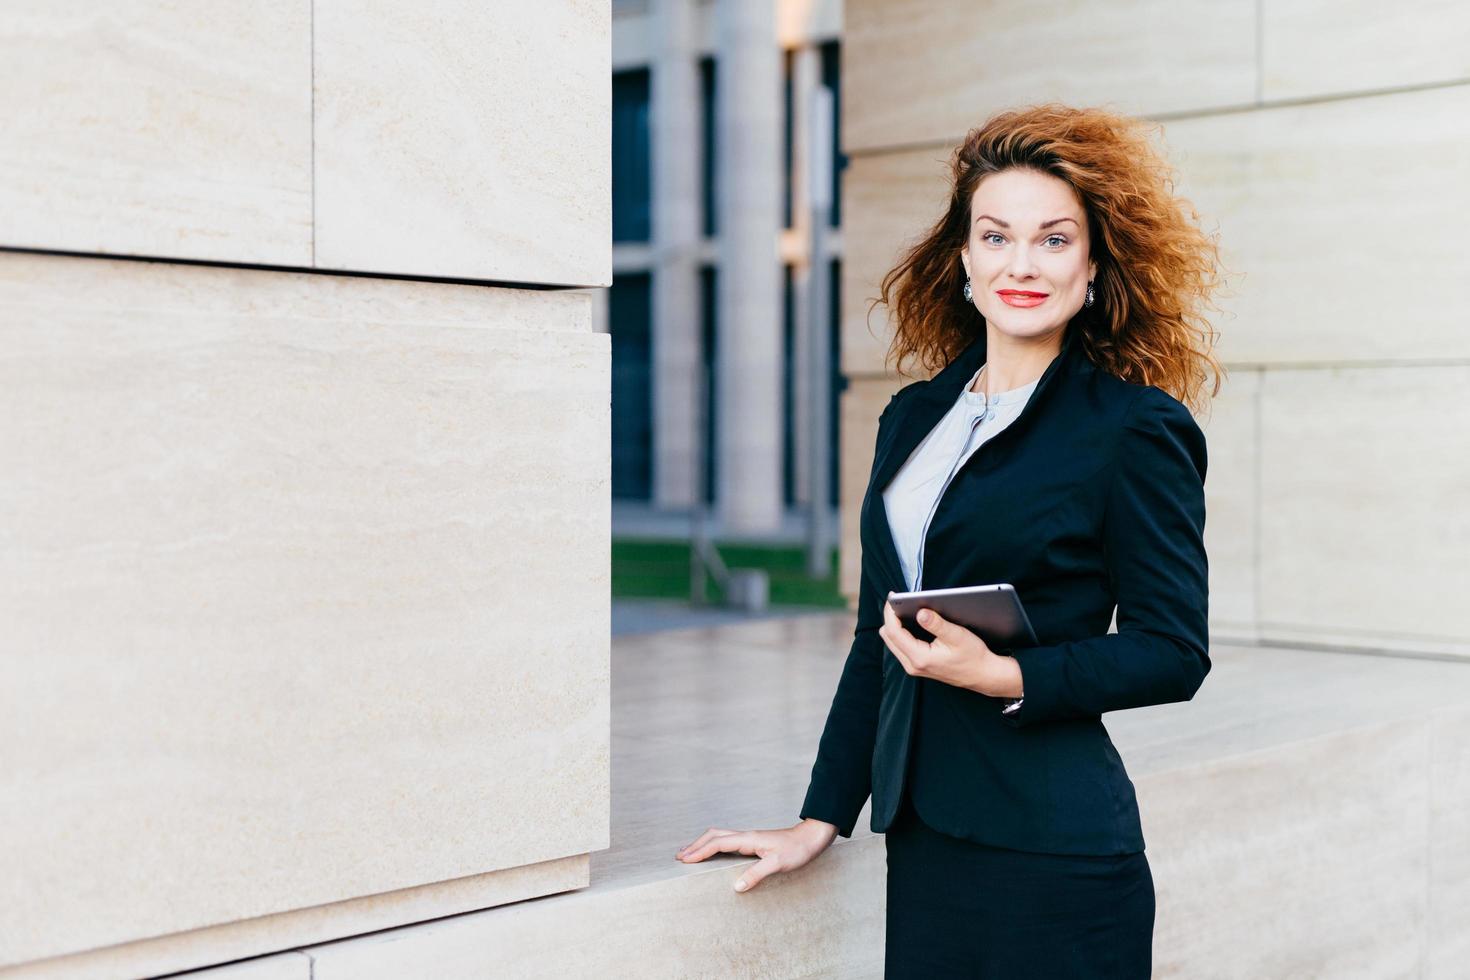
[{"xmin": 871, "ymin": 103, "xmax": 1227, "ymax": 414}]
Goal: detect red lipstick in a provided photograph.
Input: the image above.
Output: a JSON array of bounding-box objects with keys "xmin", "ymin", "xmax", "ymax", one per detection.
[{"xmin": 996, "ymin": 289, "xmax": 1048, "ymax": 308}]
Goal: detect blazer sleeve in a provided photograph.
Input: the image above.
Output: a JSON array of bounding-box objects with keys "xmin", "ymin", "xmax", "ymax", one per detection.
[
  {"xmin": 1001, "ymin": 386, "xmax": 1211, "ymax": 728},
  {"xmin": 797, "ymin": 392, "xmax": 901, "ymax": 837}
]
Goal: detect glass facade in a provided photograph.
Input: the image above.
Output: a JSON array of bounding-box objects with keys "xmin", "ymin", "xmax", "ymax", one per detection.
[{"xmin": 611, "ymin": 37, "xmax": 844, "ymax": 508}]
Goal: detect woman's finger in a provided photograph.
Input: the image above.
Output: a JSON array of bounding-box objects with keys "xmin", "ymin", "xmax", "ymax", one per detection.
[
  {"xmin": 676, "ymin": 827, "xmax": 734, "ymax": 860},
  {"xmin": 881, "ymin": 601, "xmax": 903, "ymax": 645},
  {"xmin": 881, "ymin": 604, "xmax": 928, "ymax": 674},
  {"xmin": 683, "ymin": 831, "xmax": 753, "ymax": 863},
  {"xmin": 734, "ymin": 851, "xmax": 784, "ymax": 892},
  {"xmin": 678, "ymin": 828, "xmax": 723, "ymax": 856},
  {"xmin": 911, "ymin": 611, "xmax": 954, "ymax": 659},
  {"xmin": 918, "ymin": 608, "xmax": 980, "ymax": 652},
  {"xmin": 883, "ymin": 600, "xmax": 921, "ymax": 649}
]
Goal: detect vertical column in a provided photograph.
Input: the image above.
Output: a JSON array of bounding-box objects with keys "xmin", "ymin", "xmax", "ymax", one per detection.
[
  {"xmin": 650, "ymin": 0, "xmax": 702, "ymax": 508},
  {"xmin": 789, "ymin": 43, "xmax": 820, "ymax": 507},
  {"xmin": 714, "ymin": 0, "xmax": 782, "ymax": 533}
]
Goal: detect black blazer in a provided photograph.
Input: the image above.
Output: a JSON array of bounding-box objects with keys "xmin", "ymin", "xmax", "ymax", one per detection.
[{"xmin": 799, "ymin": 326, "xmax": 1210, "ymax": 855}]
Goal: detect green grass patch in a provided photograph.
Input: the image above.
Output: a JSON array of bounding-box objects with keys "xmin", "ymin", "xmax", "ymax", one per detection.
[{"xmin": 612, "ymin": 537, "xmax": 847, "ymax": 608}]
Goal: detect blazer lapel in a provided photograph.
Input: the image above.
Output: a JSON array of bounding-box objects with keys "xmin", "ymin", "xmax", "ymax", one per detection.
[
  {"xmin": 863, "ymin": 327, "xmax": 1082, "ymax": 595},
  {"xmin": 870, "ymin": 335, "xmax": 985, "ymax": 495}
]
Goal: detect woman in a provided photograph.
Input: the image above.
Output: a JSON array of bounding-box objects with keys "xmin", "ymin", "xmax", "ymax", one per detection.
[{"xmin": 676, "ymin": 103, "xmax": 1225, "ymax": 978}]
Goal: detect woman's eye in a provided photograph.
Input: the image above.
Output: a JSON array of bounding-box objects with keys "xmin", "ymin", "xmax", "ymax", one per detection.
[{"xmin": 982, "ymin": 231, "xmax": 1067, "ymax": 247}]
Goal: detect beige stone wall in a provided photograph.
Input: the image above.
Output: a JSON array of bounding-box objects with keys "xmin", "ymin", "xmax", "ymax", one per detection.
[
  {"xmin": 0, "ymin": 1, "xmax": 314, "ymax": 265},
  {"xmin": 0, "ymin": 1, "xmax": 609, "ymax": 286},
  {"xmin": 0, "ymin": 2, "xmax": 610, "ymax": 977},
  {"xmin": 841, "ymin": 0, "xmax": 1470, "ymax": 658}
]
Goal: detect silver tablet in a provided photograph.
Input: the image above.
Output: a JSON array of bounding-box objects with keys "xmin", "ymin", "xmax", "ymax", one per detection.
[{"xmin": 886, "ymin": 583, "xmax": 1038, "ymax": 649}]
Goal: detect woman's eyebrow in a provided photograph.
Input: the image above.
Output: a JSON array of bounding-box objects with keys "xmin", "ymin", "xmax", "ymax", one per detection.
[{"xmin": 975, "ymin": 215, "xmax": 1079, "ymax": 229}]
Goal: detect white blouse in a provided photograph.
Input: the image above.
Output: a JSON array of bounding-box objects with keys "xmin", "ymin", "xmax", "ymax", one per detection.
[{"xmin": 882, "ymin": 364, "xmax": 1040, "ymax": 593}]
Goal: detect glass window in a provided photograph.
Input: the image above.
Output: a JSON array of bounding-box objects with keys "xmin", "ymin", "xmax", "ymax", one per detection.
[
  {"xmin": 610, "ymin": 272, "xmax": 653, "ymax": 500},
  {"xmin": 699, "ymin": 264, "xmax": 719, "ymax": 505},
  {"xmin": 829, "ymin": 257, "xmax": 845, "ymax": 508},
  {"xmin": 782, "ymin": 263, "xmax": 795, "ymax": 505},
  {"xmin": 782, "ymin": 48, "xmax": 794, "ymax": 230},
  {"xmin": 819, "ymin": 41, "xmax": 845, "ymax": 228},
  {"xmin": 613, "ymin": 68, "xmax": 651, "ymax": 242},
  {"xmin": 699, "ymin": 56, "xmax": 717, "ymax": 238}
]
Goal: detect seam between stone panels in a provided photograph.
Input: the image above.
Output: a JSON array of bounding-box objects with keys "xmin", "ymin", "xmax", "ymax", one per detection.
[
  {"xmin": 848, "ymin": 78, "xmax": 1470, "ymax": 162},
  {"xmin": 310, "ymin": 0, "xmax": 316, "ymax": 268}
]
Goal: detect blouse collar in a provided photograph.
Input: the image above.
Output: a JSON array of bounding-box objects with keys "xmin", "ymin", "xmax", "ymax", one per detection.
[{"xmin": 958, "ymin": 365, "xmax": 1041, "ymax": 408}]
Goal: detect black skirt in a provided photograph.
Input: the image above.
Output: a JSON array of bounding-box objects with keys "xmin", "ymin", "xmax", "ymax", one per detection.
[{"xmin": 884, "ymin": 792, "xmax": 1155, "ymax": 979}]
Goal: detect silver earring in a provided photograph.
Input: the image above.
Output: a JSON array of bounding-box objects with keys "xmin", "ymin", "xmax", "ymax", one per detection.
[
  {"xmin": 963, "ymin": 277, "xmax": 973, "ymax": 303},
  {"xmin": 1084, "ymin": 279, "xmax": 1095, "ymax": 308}
]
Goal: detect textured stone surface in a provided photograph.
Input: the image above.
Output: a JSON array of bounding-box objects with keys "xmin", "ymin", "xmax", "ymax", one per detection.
[
  {"xmin": 1262, "ymin": 0, "xmax": 1470, "ymax": 101},
  {"xmin": 844, "ymin": 0, "xmax": 1256, "ymax": 155},
  {"xmin": 838, "ymin": 148, "xmax": 955, "ymax": 382},
  {"xmin": 1199, "ymin": 369, "xmax": 1260, "ymax": 642},
  {"xmin": 1429, "ymin": 703, "xmax": 1470, "ymax": 978},
  {"xmin": 1143, "ymin": 719, "xmax": 1430, "ymax": 979},
  {"xmin": 0, "ymin": 253, "xmax": 609, "ymax": 967},
  {"xmin": 313, "ymin": 0, "xmax": 611, "ymax": 285},
  {"xmin": 1259, "ymin": 365, "xmax": 1470, "ymax": 655},
  {"xmin": 0, "ymin": 0, "xmax": 613, "ymax": 285},
  {"xmin": 1162, "ymin": 84, "xmax": 1470, "ymax": 366},
  {"xmin": 0, "ymin": 1, "xmax": 312, "ymax": 264}
]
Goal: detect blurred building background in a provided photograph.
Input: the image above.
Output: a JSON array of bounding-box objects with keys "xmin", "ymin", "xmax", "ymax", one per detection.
[{"xmin": 609, "ymin": 0, "xmax": 844, "ymax": 527}]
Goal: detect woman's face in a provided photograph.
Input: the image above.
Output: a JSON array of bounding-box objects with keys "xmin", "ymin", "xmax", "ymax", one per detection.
[{"xmin": 960, "ymin": 168, "xmax": 1097, "ymax": 344}]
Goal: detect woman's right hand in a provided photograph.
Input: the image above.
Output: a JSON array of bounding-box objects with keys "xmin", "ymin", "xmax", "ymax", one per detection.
[{"xmin": 674, "ymin": 818, "xmax": 840, "ymax": 893}]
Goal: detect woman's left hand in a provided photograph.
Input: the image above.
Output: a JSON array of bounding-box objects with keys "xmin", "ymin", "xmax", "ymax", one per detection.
[{"xmin": 880, "ymin": 595, "xmax": 1018, "ymax": 697}]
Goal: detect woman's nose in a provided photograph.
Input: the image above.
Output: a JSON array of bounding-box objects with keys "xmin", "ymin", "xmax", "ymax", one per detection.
[{"xmin": 1007, "ymin": 250, "xmax": 1038, "ymax": 278}]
